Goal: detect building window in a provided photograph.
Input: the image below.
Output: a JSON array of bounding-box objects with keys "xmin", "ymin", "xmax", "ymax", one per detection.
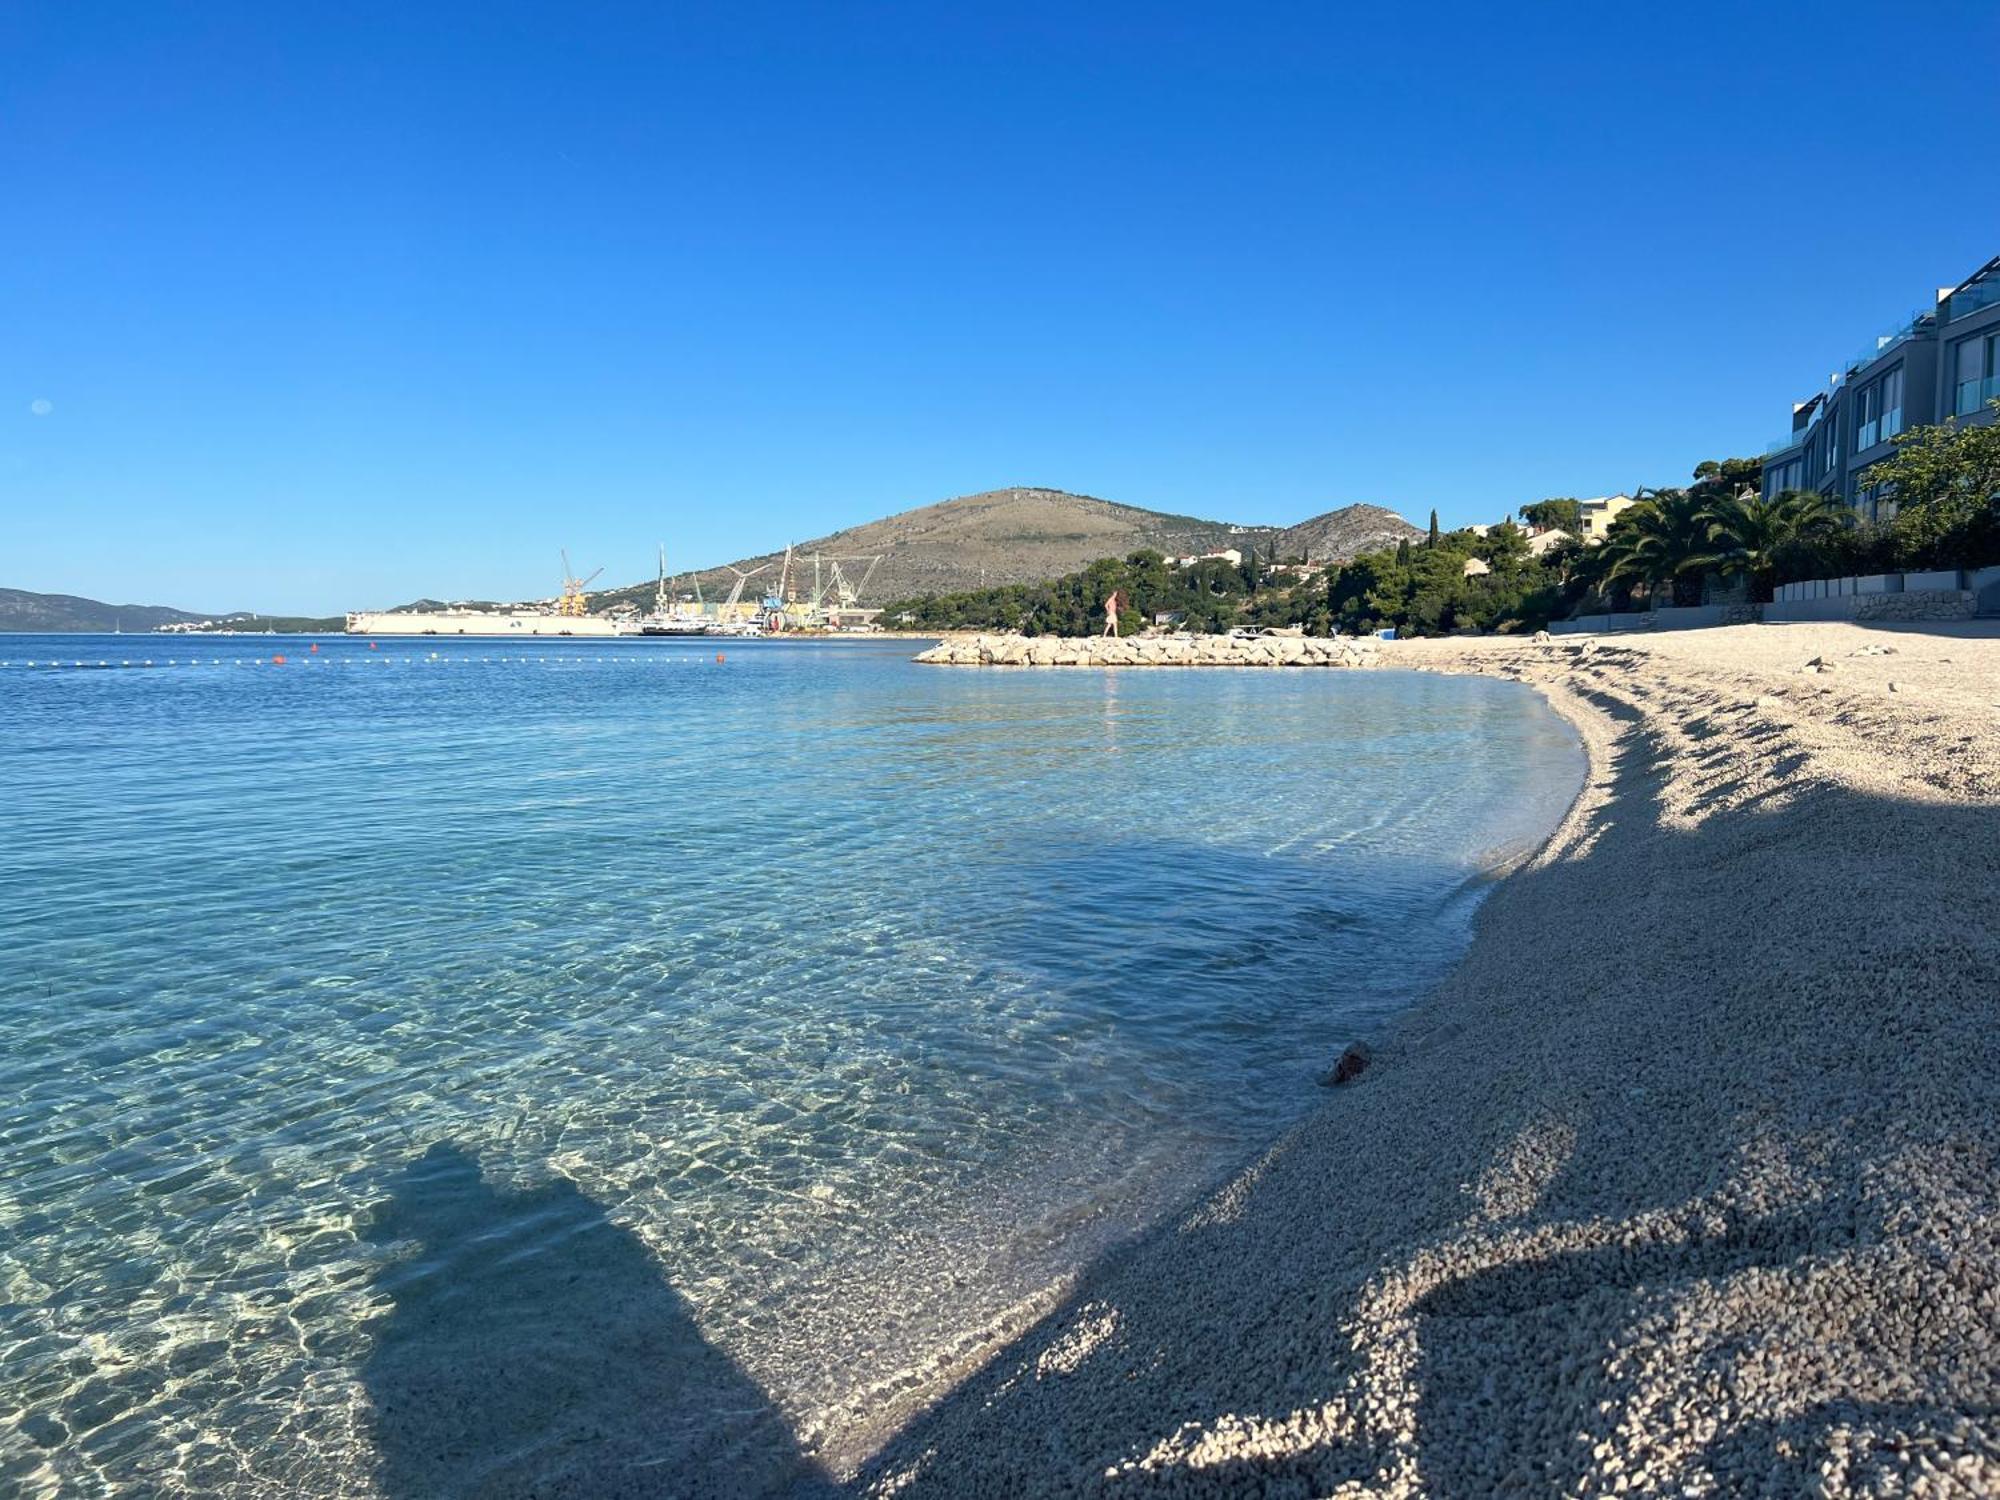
[
  {"xmin": 1853, "ymin": 369, "xmax": 1905, "ymax": 450},
  {"xmin": 1956, "ymin": 334, "xmax": 1998, "ymax": 416},
  {"xmin": 1857, "ymin": 482, "xmax": 1898, "ymax": 525}
]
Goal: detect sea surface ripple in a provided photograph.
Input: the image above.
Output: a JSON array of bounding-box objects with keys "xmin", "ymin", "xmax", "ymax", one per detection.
[{"xmin": 0, "ymin": 633, "xmax": 1582, "ymax": 1495}]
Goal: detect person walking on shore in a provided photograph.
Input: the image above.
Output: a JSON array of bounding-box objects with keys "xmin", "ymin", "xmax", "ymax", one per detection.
[{"xmin": 1103, "ymin": 588, "xmax": 1122, "ymax": 637}]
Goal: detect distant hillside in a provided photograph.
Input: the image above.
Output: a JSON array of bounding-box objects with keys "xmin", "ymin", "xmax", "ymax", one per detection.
[
  {"xmin": 0, "ymin": 588, "xmax": 216, "ymax": 633},
  {"xmin": 1272, "ymin": 504, "xmax": 1425, "ymax": 563},
  {"xmin": 589, "ymin": 488, "xmax": 1283, "ymax": 611}
]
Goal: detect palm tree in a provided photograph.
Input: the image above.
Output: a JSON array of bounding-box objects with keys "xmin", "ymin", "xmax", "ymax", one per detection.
[
  {"xmin": 1597, "ymin": 487, "xmax": 1712, "ymax": 607},
  {"xmin": 1687, "ymin": 487, "xmax": 1850, "ymax": 602}
]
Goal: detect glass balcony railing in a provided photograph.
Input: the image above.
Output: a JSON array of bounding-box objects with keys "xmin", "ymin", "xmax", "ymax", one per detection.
[
  {"xmin": 1954, "ymin": 375, "xmax": 2000, "ymax": 416},
  {"xmin": 1946, "ymin": 281, "xmax": 2000, "ymax": 322},
  {"xmin": 1845, "ymin": 315, "xmax": 1926, "ymax": 373},
  {"xmin": 1764, "ymin": 433, "xmax": 1805, "ymax": 456}
]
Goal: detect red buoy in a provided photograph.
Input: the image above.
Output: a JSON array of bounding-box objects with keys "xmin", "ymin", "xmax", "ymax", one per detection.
[
  {"xmin": 715, "ymin": 653, "xmax": 725, "ymax": 664},
  {"xmin": 272, "ymin": 654, "xmax": 287, "ymax": 665}
]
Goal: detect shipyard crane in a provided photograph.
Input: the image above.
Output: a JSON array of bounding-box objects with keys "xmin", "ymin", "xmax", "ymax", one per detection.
[
  {"xmin": 806, "ymin": 554, "xmax": 885, "ymax": 615},
  {"xmin": 649, "ymin": 546, "xmax": 710, "ymax": 619},
  {"xmin": 839, "ymin": 554, "xmax": 884, "ymax": 608},
  {"xmin": 759, "ymin": 545, "xmax": 797, "ymax": 631},
  {"xmin": 719, "ymin": 563, "xmax": 772, "ymax": 620},
  {"xmin": 559, "ymin": 550, "xmax": 603, "ymax": 617}
]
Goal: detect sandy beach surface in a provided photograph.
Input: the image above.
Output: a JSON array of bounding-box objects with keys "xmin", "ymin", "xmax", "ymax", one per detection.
[{"xmin": 853, "ymin": 620, "xmax": 2000, "ymax": 1497}]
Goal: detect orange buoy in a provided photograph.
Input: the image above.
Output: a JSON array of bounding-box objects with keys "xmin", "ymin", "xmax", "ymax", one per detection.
[
  {"xmin": 309, "ymin": 643, "xmax": 319, "ymax": 653},
  {"xmin": 272, "ymin": 654, "xmax": 287, "ymax": 665},
  {"xmin": 715, "ymin": 652, "xmax": 725, "ymax": 663}
]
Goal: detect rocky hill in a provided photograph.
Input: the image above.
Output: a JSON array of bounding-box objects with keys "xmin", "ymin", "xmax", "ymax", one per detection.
[
  {"xmin": 0, "ymin": 588, "xmax": 218, "ymax": 633},
  {"xmin": 1272, "ymin": 504, "xmax": 1425, "ymax": 563},
  {"xmin": 590, "ymin": 488, "xmax": 1284, "ymax": 610}
]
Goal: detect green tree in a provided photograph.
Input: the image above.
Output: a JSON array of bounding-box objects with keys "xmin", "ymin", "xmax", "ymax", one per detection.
[
  {"xmin": 1867, "ymin": 402, "xmax": 2000, "ymax": 567},
  {"xmin": 1688, "ymin": 456, "xmax": 1764, "ymax": 503},
  {"xmin": 1427, "ymin": 509, "xmax": 1440, "ymax": 546},
  {"xmin": 1686, "ymin": 487, "xmax": 1850, "ymax": 602},
  {"xmin": 1476, "ymin": 519, "xmax": 1532, "ymax": 569},
  {"xmin": 1597, "ymin": 488, "xmax": 1713, "ymax": 608},
  {"xmin": 1519, "ymin": 498, "xmax": 1582, "ymax": 532}
]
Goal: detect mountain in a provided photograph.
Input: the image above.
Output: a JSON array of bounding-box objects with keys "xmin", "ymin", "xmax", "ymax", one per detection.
[
  {"xmin": 0, "ymin": 588, "xmax": 219, "ymax": 633},
  {"xmin": 8, "ymin": 494, "xmax": 1426, "ymax": 630},
  {"xmin": 1272, "ymin": 504, "xmax": 1425, "ymax": 563},
  {"xmin": 590, "ymin": 488, "xmax": 1285, "ymax": 610}
]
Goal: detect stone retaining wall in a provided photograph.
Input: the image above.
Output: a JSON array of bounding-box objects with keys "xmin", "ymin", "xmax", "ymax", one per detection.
[
  {"xmin": 1855, "ymin": 588, "xmax": 1976, "ymax": 623},
  {"xmin": 1764, "ymin": 589, "xmax": 1973, "ymax": 624},
  {"xmin": 914, "ymin": 634, "xmax": 1381, "ymax": 667}
]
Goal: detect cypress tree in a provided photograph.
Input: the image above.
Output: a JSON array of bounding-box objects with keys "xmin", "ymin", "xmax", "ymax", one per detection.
[{"xmin": 1427, "ymin": 509, "xmax": 1441, "ymax": 545}]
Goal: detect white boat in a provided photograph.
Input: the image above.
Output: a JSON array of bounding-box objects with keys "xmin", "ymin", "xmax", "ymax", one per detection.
[{"xmin": 637, "ymin": 545, "xmax": 714, "ymax": 635}]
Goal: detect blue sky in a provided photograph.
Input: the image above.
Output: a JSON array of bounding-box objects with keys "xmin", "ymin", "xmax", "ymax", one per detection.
[{"xmin": 4, "ymin": 1, "xmax": 1997, "ymax": 614}]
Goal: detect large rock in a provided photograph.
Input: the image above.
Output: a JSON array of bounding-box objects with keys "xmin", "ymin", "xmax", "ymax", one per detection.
[{"xmin": 1321, "ymin": 1040, "xmax": 1372, "ymax": 1087}]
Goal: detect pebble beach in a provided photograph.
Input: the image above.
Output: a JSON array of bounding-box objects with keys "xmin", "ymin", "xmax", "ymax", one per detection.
[{"xmin": 865, "ymin": 620, "xmax": 2000, "ymax": 1496}]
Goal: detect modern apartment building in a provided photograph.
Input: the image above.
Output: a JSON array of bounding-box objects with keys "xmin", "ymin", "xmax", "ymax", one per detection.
[{"xmin": 1763, "ymin": 254, "xmax": 2000, "ymax": 520}]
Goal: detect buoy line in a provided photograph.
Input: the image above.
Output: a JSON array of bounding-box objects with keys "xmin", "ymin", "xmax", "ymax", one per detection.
[{"xmin": 2, "ymin": 649, "xmax": 734, "ymax": 670}]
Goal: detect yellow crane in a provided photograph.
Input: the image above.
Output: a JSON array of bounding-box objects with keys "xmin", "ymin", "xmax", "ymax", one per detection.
[{"xmin": 558, "ymin": 550, "xmax": 603, "ymax": 617}]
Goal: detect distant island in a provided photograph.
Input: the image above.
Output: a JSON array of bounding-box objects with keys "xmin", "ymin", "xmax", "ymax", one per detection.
[
  {"xmin": 0, "ymin": 589, "xmax": 345, "ymax": 634},
  {"xmin": 0, "ymin": 587, "xmax": 219, "ymax": 633},
  {"xmin": 0, "ymin": 588, "xmax": 347, "ymax": 634}
]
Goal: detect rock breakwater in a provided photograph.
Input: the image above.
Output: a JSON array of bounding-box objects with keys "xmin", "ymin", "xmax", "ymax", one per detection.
[{"xmin": 915, "ymin": 633, "xmax": 1381, "ymax": 668}]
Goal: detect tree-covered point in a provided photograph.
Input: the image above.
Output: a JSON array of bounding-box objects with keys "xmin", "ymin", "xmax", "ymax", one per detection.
[
  {"xmin": 175, "ymin": 615, "xmax": 350, "ymax": 633},
  {"xmin": 1316, "ymin": 524, "xmax": 1581, "ymax": 637},
  {"xmin": 884, "ymin": 525, "xmax": 1589, "ymax": 640},
  {"xmin": 880, "ymin": 548, "xmax": 1274, "ymax": 636}
]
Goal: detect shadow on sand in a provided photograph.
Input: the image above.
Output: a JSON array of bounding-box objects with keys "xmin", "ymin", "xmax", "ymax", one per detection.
[
  {"xmin": 362, "ymin": 1143, "xmax": 832, "ymax": 1500},
  {"xmin": 846, "ymin": 672, "xmax": 2000, "ymax": 1496}
]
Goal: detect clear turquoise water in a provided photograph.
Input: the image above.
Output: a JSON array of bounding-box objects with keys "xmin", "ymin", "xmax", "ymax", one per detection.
[{"xmin": 0, "ymin": 634, "xmax": 1582, "ymax": 1496}]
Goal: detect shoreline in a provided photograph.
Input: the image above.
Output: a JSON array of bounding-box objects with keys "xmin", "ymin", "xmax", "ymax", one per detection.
[
  {"xmin": 853, "ymin": 621, "xmax": 2000, "ymax": 1496},
  {"xmin": 800, "ymin": 664, "xmax": 1581, "ymax": 1476}
]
